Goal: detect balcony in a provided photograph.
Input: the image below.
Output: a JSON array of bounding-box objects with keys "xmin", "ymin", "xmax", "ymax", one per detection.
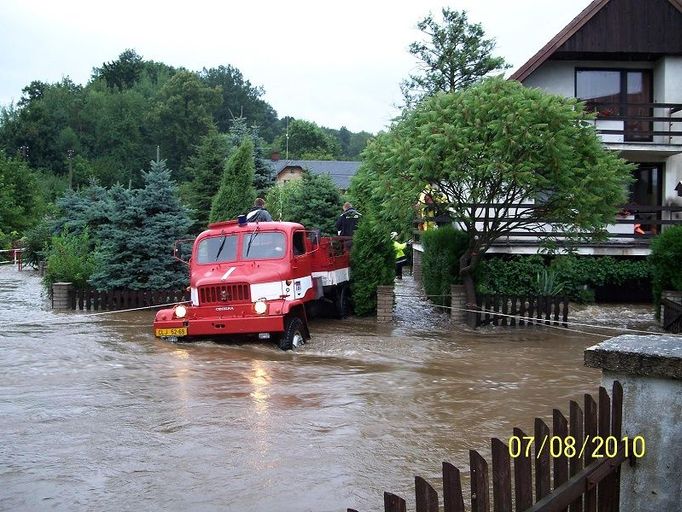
[
  {"xmin": 585, "ymin": 102, "xmax": 682, "ymax": 154},
  {"xmin": 413, "ymin": 203, "xmax": 682, "ymax": 257}
]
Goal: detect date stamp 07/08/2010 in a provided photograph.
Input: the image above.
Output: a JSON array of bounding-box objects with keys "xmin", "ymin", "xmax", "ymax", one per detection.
[{"xmin": 507, "ymin": 435, "xmax": 646, "ymax": 460}]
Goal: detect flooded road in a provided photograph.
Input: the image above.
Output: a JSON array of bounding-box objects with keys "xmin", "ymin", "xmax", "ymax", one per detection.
[{"xmin": 0, "ymin": 266, "xmax": 659, "ymax": 511}]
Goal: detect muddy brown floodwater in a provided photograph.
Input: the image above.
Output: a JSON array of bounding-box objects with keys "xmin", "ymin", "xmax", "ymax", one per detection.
[{"xmin": 0, "ymin": 266, "xmax": 661, "ymax": 511}]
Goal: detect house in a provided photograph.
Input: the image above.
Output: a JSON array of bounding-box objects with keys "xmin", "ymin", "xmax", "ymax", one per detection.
[
  {"xmin": 498, "ymin": 0, "xmax": 682, "ymax": 256},
  {"xmin": 265, "ymin": 155, "xmax": 361, "ymax": 194}
]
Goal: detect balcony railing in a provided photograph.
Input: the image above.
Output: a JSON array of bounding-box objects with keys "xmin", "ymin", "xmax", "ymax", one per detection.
[
  {"xmin": 584, "ymin": 102, "xmax": 682, "ymax": 145},
  {"xmin": 413, "ymin": 203, "xmax": 682, "ymax": 247}
]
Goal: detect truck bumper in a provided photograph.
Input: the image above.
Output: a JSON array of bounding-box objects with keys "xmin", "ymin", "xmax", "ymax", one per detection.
[{"xmin": 154, "ymin": 309, "xmax": 285, "ymax": 338}]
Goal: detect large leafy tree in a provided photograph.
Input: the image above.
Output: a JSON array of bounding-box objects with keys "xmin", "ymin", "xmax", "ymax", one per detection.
[
  {"xmin": 148, "ymin": 71, "xmax": 222, "ymax": 174},
  {"xmin": 0, "ymin": 153, "xmax": 44, "ymax": 239},
  {"xmin": 401, "ymin": 8, "xmax": 509, "ymax": 107},
  {"xmin": 89, "ymin": 160, "xmax": 192, "ymax": 290},
  {"xmin": 275, "ymin": 119, "xmax": 340, "ymax": 160},
  {"xmin": 200, "ymin": 65, "xmax": 279, "ymax": 140},
  {"xmin": 210, "ymin": 138, "xmax": 256, "ymax": 223},
  {"xmin": 361, "ymin": 78, "xmax": 633, "ymax": 320},
  {"xmin": 92, "ymin": 49, "xmax": 145, "ymax": 90}
]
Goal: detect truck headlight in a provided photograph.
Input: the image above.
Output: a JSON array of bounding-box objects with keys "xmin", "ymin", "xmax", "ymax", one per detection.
[
  {"xmin": 174, "ymin": 305, "xmax": 187, "ymax": 318},
  {"xmin": 254, "ymin": 300, "xmax": 267, "ymax": 315}
]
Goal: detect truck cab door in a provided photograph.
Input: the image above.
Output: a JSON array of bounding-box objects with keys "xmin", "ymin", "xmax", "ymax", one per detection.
[{"xmin": 290, "ymin": 230, "xmax": 313, "ymax": 299}]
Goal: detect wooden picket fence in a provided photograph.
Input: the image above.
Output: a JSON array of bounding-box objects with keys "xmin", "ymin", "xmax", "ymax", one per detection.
[
  {"xmin": 70, "ymin": 287, "xmax": 188, "ymax": 311},
  {"xmin": 476, "ymin": 295, "xmax": 569, "ymax": 328},
  {"xmin": 349, "ymin": 381, "xmax": 633, "ymax": 512}
]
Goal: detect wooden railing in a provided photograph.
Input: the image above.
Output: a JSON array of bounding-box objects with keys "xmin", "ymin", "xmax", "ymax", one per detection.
[
  {"xmin": 586, "ymin": 101, "xmax": 682, "ymax": 144},
  {"xmin": 70, "ymin": 288, "xmax": 189, "ymax": 311},
  {"xmin": 476, "ymin": 295, "xmax": 569, "ymax": 328},
  {"xmin": 349, "ymin": 381, "xmax": 633, "ymax": 512}
]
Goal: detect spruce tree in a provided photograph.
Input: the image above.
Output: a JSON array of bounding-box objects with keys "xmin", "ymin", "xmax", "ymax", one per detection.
[
  {"xmin": 89, "ymin": 160, "xmax": 192, "ymax": 290},
  {"xmin": 185, "ymin": 130, "xmax": 230, "ymax": 229},
  {"xmin": 209, "ymin": 138, "xmax": 256, "ymax": 223},
  {"xmin": 226, "ymin": 117, "xmax": 273, "ymax": 197}
]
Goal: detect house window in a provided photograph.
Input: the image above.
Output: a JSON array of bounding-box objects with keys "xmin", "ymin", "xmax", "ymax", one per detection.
[{"xmin": 576, "ymin": 69, "xmax": 652, "ymax": 142}]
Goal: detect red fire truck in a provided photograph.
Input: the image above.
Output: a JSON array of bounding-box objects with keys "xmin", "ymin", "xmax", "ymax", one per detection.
[{"xmin": 153, "ymin": 219, "xmax": 351, "ymax": 350}]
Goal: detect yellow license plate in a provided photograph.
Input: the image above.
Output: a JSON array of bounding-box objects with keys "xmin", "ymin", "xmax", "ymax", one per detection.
[{"xmin": 155, "ymin": 327, "xmax": 188, "ymax": 337}]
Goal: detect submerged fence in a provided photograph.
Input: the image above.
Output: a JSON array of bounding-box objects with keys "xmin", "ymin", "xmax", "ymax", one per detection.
[
  {"xmin": 661, "ymin": 297, "xmax": 682, "ymax": 334},
  {"xmin": 68, "ymin": 287, "xmax": 188, "ymax": 311},
  {"xmin": 476, "ymin": 295, "xmax": 569, "ymax": 328},
  {"xmin": 349, "ymin": 381, "xmax": 632, "ymax": 512}
]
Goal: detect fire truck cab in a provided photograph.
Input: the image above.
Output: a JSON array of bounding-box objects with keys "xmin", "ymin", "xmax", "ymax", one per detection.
[{"xmin": 153, "ymin": 219, "xmax": 351, "ymax": 350}]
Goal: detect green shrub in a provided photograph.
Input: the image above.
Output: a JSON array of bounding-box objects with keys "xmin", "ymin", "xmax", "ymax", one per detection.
[
  {"xmin": 475, "ymin": 254, "xmax": 652, "ymax": 302},
  {"xmin": 475, "ymin": 255, "xmax": 545, "ymax": 296},
  {"xmin": 649, "ymin": 225, "xmax": 682, "ymax": 307},
  {"xmin": 43, "ymin": 230, "xmax": 98, "ymax": 291},
  {"xmin": 21, "ymin": 221, "xmax": 53, "ymax": 268},
  {"xmin": 421, "ymin": 225, "xmax": 469, "ymax": 307},
  {"xmin": 350, "ymin": 216, "xmax": 395, "ymax": 316}
]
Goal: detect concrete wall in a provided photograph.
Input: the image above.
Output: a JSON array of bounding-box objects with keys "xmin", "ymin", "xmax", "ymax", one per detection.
[
  {"xmin": 601, "ymin": 371, "xmax": 682, "ymax": 511},
  {"xmin": 585, "ymin": 335, "xmax": 682, "ymax": 511}
]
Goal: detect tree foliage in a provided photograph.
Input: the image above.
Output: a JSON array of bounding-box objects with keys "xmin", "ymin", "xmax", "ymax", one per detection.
[
  {"xmin": 89, "ymin": 160, "xmax": 192, "ymax": 290},
  {"xmin": 359, "ymin": 78, "xmax": 633, "ymax": 309},
  {"xmin": 0, "ymin": 152, "xmax": 44, "ymax": 236},
  {"xmin": 210, "ymin": 138, "xmax": 256, "ymax": 223},
  {"xmin": 92, "ymin": 49, "xmax": 144, "ymax": 90},
  {"xmin": 649, "ymin": 225, "xmax": 682, "ymax": 306},
  {"xmin": 421, "ymin": 226, "xmax": 469, "ymax": 307},
  {"xmin": 265, "ymin": 171, "xmax": 342, "ymax": 234},
  {"xmin": 43, "ymin": 229, "xmax": 98, "ymax": 291},
  {"xmin": 276, "ymin": 119, "xmax": 340, "ymax": 160},
  {"xmin": 401, "ymin": 8, "xmax": 509, "ymax": 106}
]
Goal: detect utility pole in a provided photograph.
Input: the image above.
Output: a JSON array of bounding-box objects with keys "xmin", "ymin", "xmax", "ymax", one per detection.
[
  {"xmin": 156, "ymin": 145, "xmax": 160, "ymax": 163},
  {"xmin": 285, "ymin": 118, "xmax": 289, "ymax": 160}
]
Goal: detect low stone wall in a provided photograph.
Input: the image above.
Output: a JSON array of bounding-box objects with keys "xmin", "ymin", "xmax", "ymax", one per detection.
[
  {"xmin": 450, "ymin": 284, "xmax": 467, "ymax": 324},
  {"xmin": 376, "ymin": 285, "xmax": 394, "ymax": 323}
]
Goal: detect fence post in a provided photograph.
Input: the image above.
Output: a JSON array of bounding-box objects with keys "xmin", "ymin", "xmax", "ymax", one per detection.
[
  {"xmin": 52, "ymin": 282, "xmax": 74, "ymax": 310},
  {"xmin": 449, "ymin": 284, "xmax": 467, "ymax": 325},
  {"xmin": 376, "ymin": 285, "xmax": 395, "ymax": 323},
  {"xmin": 584, "ymin": 335, "xmax": 682, "ymax": 511}
]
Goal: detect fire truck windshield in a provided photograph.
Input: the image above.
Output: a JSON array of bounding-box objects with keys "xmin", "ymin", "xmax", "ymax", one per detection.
[
  {"xmin": 241, "ymin": 232, "xmax": 286, "ymax": 260},
  {"xmin": 196, "ymin": 235, "xmax": 238, "ymax": 264}
]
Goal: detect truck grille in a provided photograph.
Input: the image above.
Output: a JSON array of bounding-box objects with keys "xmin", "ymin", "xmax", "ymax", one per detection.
[{"xmin": 199, "ymin": 283, "xmax": 251, "ymax": 305}]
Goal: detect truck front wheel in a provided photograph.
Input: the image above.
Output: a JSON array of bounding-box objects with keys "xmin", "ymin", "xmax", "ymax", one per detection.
[{"xmin": 277, "ymin": 316, "xmax": 306, "ymax": 351}]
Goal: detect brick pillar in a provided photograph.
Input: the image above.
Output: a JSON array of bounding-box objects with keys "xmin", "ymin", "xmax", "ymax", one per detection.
[
  {"xmin": 450, "ymin": 284, "xmax": 468, "ymax": 325},
  {"xmin": 52, "ymin": 282, "xmax": 74, "ymax": 310},
  {"xmin": 376, "ymin": 285, "xmax": 394, "ymax": 323},
  {"xmin": 585, "ymin": 336, "xmax": 682, "ymax": 511},
  {"xmin": 412, "ymin": 245, "xmax": 423, "ymax": 285}
]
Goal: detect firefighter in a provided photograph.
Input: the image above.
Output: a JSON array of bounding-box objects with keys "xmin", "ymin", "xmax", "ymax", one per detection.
[
  {"xmin": 246, "ymin": 198, "xmax": 273, "ymax": 222},
  {"xmin": 391, "ymin": 232, "xmax": 408, "ymax": 279},
  {"xmin": 336, "ymin": 202, "xmax": 361, "ymax": 237}
]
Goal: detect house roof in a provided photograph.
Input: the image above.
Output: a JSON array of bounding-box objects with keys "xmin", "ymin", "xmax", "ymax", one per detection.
[
  {"xmin": 510, "ymin": 0, "xmax": 682, "ymax": 82},
  {"xmin": 266, "ymin": 159, "xmax": 361, "ymax": 189}
]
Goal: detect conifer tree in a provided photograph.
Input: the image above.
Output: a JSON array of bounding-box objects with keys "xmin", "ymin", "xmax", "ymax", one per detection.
[
  {"xmin": 226, "ymin": 117, "xmax": 273, "ymax": 197},
  {"xmin": 89, "ymin": 160, "xmax": 192, "ymax": 290},
  {"xmin": 350, "ymin": 215, "xmax": 395, "ymax": 316},
  {"xmin": 209, "ymin": 138, "xmax": 256, "ymax": 223},
  {"xmin": 184, "ymin": 130, "xmax": 230, "ymax": 229}
]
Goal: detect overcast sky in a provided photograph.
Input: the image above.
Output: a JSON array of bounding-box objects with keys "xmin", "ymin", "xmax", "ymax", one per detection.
[{"xmin": 1, "ymin": 0, "xmax": 592, "ymax": 133}]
